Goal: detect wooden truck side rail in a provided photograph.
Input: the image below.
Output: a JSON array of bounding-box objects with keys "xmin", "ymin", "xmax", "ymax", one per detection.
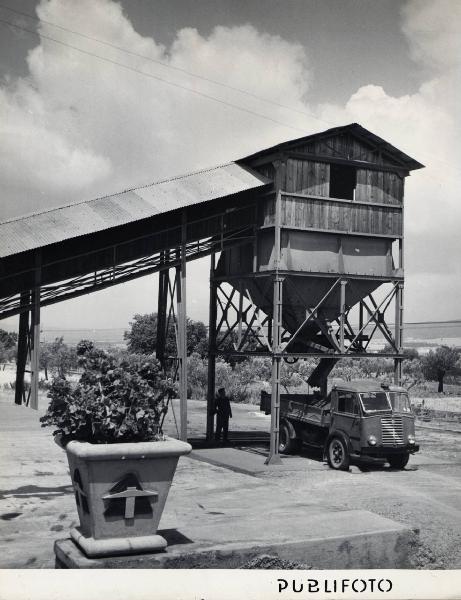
[{"xmin": 260, "ymin": 391, "xmax": 331, "ymax": 428}]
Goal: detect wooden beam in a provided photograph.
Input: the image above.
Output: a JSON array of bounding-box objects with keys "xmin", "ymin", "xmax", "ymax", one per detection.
[
  {"xmin": 258, "ymin": 223, "xmax": 402, "ymax": 240},
  {"xmin": 249, "ymin": 152, "xmax": 409, "ymax": 176},
  {"xmin": 281, "ymin": 190, "xmax": 403, "ymax": 210}
]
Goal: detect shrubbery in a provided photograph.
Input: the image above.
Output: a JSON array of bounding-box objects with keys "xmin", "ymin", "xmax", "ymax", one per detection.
[{"xmin": 40, "ymin": 341, "xmax": 175, "ymax": 445}]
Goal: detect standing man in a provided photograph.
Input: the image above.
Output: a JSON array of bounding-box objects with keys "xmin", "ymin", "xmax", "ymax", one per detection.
[{"xmin": 214, "ymin": 387, "xmax": 232, "ymax": 443}]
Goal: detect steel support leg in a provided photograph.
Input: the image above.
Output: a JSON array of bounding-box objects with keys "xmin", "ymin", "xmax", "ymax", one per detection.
[
  {"xmin": 30, "ymin": 285, "xmax": 40, "ymax": 410},
  {"xmin": 265, "ymin": 274, "xmax": 283, "ymax": 466},
  {"xmin": 176, "ymin": 213, "xmax": 188, "ymax": 442},
  {"xmin": 339, "ymin": 279, "xmax": 347, "ymax": 353},
  {"xmin": 15, "ymin": 292, "xmax": 30, "ymax": 406},
  {"xmin": 206, "ymin": 254, "xmax": 217, "ymax": 441},
  {"xmin": 156, "ymin": 258, "xmax": 168, "ymax": 367},
  {"xmin": 394, "ymin": 283, "xmax": 404, "ymax": 384}
]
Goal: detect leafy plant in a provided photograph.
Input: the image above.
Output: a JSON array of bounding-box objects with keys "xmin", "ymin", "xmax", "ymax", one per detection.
[{"xmin": 40, "ymin": 341, "xmax": 175, "ymax": 445}]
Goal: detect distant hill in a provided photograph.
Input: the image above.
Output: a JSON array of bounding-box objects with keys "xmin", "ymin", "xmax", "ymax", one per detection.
[{"xmin": 40, "ymin": 320, "xmax": 461, "ymax": 351}]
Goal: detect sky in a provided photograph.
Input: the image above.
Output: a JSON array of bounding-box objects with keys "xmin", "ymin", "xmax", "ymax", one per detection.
[{"xmin": 0, "ymin": 0, "xmax": 460, "ymax": 332}]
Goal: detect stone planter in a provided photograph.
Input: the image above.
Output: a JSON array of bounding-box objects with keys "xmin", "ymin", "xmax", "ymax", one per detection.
[{"xmin": 64, "ymin": 437, "xmax": 192, "ymax": 557}]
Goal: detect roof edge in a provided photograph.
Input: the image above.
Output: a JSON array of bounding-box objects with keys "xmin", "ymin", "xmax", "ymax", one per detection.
[{"xmin": 237, "ymin": 123, "xmax": 424, "ymax": 171}]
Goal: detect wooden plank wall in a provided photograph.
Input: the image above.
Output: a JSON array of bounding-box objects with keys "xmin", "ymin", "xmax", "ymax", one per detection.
[
  {"xmin": 280, "ymin": 196, "xmax": 402, "ymax": 237},
  {"xmin": 284, "ymin": 159, "xmax": 329, "ymax": 196},
  {"xmin": 259, "ymin": 153, "xmax": 403, "ymax": 237},
  {"xmin": 261, "ymin": 195, "xmax": 402, "ymax": 237},
  {"xmin": 355, "ymin": 169, "xmax": 403, "ymax": 205}
]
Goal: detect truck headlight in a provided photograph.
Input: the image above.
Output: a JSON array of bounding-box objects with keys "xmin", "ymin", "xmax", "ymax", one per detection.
[
  {"xmin": 367, "ymin": 435, "xmax": 377, "ymax": 446},
  {"xmin": 408, "ymin": 434, "xmax": 416, "ymax": 445}
]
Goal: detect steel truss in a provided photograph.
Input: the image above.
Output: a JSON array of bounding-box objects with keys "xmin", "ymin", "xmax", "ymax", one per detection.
[
  {"xmin": 9, "ymin": 205, "xmax": 255, "ymax": 414},
  {"xmin": 209, "ymin": 275, "xmax": 403, "ymax": 359},
  {"xmin": 207, "ymin": 270, "xmax": 404, "ymax": 463}
]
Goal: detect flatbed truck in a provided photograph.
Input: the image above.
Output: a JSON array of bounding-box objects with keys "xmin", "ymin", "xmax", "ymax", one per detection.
[{"xmin": 260, "ymin": 380, "xmax": 419, "ymax": 470}]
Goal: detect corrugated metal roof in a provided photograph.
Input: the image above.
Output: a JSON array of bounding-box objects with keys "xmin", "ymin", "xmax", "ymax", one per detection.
[{"xmin": 0, "ymin": 162, "xmax": 269, "ymax": 259}]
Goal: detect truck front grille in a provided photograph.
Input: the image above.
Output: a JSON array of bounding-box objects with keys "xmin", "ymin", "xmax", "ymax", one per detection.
[{"xmin": 381, "ymin": 416, "xmax": 404, "ymax": 445}]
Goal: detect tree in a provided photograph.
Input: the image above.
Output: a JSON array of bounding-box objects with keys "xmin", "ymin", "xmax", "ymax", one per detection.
[
  {"xmin": 124, "ymin": 314, "xmax": 158, "ymax": 355},
  {"xmin": 40, "ymin": 337, "xmax": 78, "ymax": 380},
  {"xmin": 124, "ymin": 313, "xmax": 208, "ymax": 357},
  {"xmin": 0, "ymin": 340, "xmax": 16, "ymax": 368},
  {"xmin": 0, "ymin": 329, "xmax": 17, "ymax": 349},
  {"xmin": 421, "ymin": 346, "xmax": 460, "ymax": 393},
  {"xmin": 379, "ymin": 344, "xmax": 419, "ymax": 360},
  {"xmin": 0, "ymin": 329, "xmax": 17, "ymax": 368}
]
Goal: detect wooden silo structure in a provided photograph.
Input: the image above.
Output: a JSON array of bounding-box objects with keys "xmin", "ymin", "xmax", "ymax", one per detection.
[{"xmin": 207, "ymin": 123, "xmax": 424, "ymax": 463}]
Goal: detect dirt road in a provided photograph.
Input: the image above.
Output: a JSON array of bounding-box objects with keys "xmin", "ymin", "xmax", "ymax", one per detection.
[
  {"xmin": 1, "ymin": 393, "xmax": 460, "ymax": 568},
  {"xmin": 164, "ymin": 399, "xmax": 461, "ymax": 569}
]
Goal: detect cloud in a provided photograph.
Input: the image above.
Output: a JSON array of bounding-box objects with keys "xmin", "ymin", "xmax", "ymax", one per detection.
[
  {"xmin": 0, "ymin": 0, "xmax": 312, "ymax": 219},
  {"xmin": 315, "ymin": 0, "xmax": 461, "ymax": 320},
  {"xmin": 317, "ymin": 2, "xmax": 460, "ymax": 242},
  {"xmin": 401, "ymin": 0, "xmax": 461, "ymax": 72},
  {"xmin": 0, "ymin": 0, "xmax": 459, "ymax": 326}
]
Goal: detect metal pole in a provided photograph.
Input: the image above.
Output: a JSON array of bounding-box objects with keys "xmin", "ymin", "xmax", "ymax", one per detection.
[
  {"xmin": 266, "ymin": 187, "xmax": 283, "ymax": 466},
  {"xmin": 177, "ymin": 211, "xmax": 188, "ymax": 442},
  {"xmin": 339, "ymin": 279, "xmax": 347, "ymax": 353},
  {"xmin": 358, "ymin": 301, "xmax": 364, "ymax": 350},
  {"xmin": 156, "ymin": 252, "xmax": 168, "ymax": 367},
  {"xmin": 394, "ymin": 238, "xmax": 404, "ymax": 384},
  {"xmin": 266, "ymin": 275, "xmax": 283, "ymax": 466},
  {"xmin": 394, "ymin": 283, "xmax": 404, "ymax": 385},
  {"xmin": 30, "ymin": 252, "xmax": 41, "ymax": 410},
  {"xmin": 15, "ymin": 291, "xmax": 30, "ymax": 406},
  {"xmin": 206, "ymin": 253, "xmax": 217, "ymax": 441}
]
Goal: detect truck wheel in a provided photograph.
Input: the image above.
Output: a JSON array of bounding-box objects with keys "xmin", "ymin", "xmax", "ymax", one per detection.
[
  {"xmin": 279, "ymin": 423, "xmax": 298, "ymax": 454},
  {"xmin": 387, "ymin": 453, "xmax": 410, "ymax": 469},
  {"xmin": 327, "ymin": 436, "xmax": 350, "ymax": 470}
]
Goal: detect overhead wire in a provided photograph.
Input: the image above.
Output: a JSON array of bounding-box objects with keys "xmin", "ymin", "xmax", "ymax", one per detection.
[
  {"xmin": 0, "ymin": 2, "xmax": 454, "ymax": 174},
  {"xmin": 0, "ymin": 4, "xmax": 335, "ymax": 128},
  {"xmin": 0, "ymin": 16, "xmax": 319, "ymax": 136},
  {"xmin": 0, "ymin": 13, "xmax": 452, "ymax": 185}
]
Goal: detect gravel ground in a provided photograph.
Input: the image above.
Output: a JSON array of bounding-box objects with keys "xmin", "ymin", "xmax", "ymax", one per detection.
[
  {"xmin": 1, "ymin": 391, "xmax": 460, "ymax": 569},
  {"xmin": 252, "ymin": 426, "xmax": 461, "ymax": 569}
]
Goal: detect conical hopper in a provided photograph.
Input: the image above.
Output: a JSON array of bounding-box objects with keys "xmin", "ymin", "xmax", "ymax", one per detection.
[{"xmin": 216, "ymin": 230, "xmax": 395, "ymax": 352}]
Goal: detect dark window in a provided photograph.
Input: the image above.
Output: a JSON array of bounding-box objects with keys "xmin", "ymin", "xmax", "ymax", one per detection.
[
  {"xmin": 337, "ymin": 392, "xmax": 357, "ymax": 414},
  {"xmin": 359, "ymin": 392, "xmax": 391, "ymax": 413},
  {"xmin": 389, "ymin": 392, "xmax": 412, "ymax": 413},
  {"xmin": 329, "ymin": 164, "xmax": 356, "ymax": 200}
]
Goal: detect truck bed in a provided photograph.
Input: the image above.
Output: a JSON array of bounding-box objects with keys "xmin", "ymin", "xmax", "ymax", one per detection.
[{"xmin": 260, "ymin": 392, "xmax": 331, "ymax": 428}]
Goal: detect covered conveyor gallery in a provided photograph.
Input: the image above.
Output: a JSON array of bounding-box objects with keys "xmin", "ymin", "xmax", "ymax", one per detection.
[{"xmin": 0, "ymin": 123, "xmax": 423, "ymax": 464}]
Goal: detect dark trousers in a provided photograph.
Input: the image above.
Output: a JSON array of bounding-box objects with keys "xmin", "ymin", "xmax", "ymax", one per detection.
[{"xmin": 215, "ymin": 414, "xmax": 229, "ymax": 441}]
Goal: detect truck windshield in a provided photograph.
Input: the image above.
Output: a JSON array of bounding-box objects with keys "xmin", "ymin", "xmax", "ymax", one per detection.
[
  {"xmin": 389, "ymin": 392, "xmax": 412, "ymax": 413},
  {"xmin": 359, "ymin": 391, "xmax": 391, "ymax": 413}
]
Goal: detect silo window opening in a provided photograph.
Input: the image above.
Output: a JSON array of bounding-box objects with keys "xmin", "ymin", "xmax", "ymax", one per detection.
[{"xmin": 329, "ymin": 163, "xmax": 357, "ymax": 201}]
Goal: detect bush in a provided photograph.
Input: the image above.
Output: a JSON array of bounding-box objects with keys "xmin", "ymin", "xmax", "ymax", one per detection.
[{"xmin": 40, "ymin": 341, "xmax": 174, "ymax": 445}]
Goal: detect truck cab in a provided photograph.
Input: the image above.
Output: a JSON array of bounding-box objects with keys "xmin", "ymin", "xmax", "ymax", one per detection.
[
  {"xmin": 260, "ymin": 380, "xmax": 419, "ymax": 470},
  {"xmin": 327, "ymin": 381, "xmax": 419, "ymax": 470}
]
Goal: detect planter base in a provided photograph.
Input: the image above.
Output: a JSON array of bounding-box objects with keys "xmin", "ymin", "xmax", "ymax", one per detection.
[{"xmin": 71, "ymin": 527, "xmax": 167, "ymax": 558}]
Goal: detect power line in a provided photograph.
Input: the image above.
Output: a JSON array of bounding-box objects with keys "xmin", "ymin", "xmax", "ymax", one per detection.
[
  {"xmin": 0, "ymin": 3, "xmax": 335, "ymax": 128},
  {"xmin": 1, "ymin": 3, "xmax": 455, "ymax": 174},
  {"xmin": 0, "ymin": 17, "xmax": 452, "ymax": 187},
  {"xmin": 0, "ymin": 16, "xmax": 311, "ymax": 134}
]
